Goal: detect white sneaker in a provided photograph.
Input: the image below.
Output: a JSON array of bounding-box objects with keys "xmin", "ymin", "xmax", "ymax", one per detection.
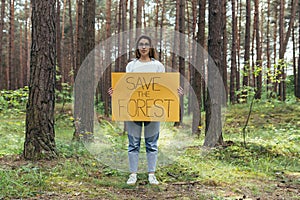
[
  {"xmin": 148, "ymin": 174, "xmax": 159, "ymax": 185},
  {"xmin": 126, "ymin": 173, "xmax": 137, "ymax": 185}
]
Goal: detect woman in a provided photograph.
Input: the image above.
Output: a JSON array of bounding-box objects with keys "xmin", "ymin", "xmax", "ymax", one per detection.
[{"xmin": 125, "ymin": 35, "xmax": 164, "ymax": 185}]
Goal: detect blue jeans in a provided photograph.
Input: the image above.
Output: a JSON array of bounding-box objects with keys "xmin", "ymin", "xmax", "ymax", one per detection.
[{"xmin": 126, "ymin": 121, "xmax": 160, "ymax": 173}]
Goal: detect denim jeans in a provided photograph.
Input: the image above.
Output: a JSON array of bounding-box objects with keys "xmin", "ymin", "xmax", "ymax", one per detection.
[{"xmin": 126, "ymin": 121, "xmax": 160, "ymax": 173}]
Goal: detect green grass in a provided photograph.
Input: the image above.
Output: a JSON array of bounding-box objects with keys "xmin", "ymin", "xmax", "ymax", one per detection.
[{"xmin": 0, "ymin": 100, "xmax": 299, "ymax": 199}]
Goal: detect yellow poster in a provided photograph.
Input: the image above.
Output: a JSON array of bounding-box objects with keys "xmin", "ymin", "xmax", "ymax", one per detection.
[{"xmin": 111, "ymin": 72, "xmax": 180, "ymax": 122}]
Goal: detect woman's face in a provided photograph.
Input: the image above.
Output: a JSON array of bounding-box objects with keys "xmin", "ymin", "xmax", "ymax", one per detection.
[{"xmin": 138, "ymin": 38, "xmax": 151, "ymax": 58}]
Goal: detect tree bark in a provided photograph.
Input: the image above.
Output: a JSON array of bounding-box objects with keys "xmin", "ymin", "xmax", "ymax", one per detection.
[
  {"xmin": 104, "ymin": 0, "xmax": 111, "ymax": 117},
  {"xmin": 204, "ymin": 0, "xmax": 224, "ymax": 147},
  {"xmin": 174, "ymin": 0, "xmax": 185, "ymax": 126},
  {"xmin": 24, "ymin": 0, "xmax": 57, "ymax": 160},
  {"xmin": 73, "ymin": 0, "xmax": 95, "ymax": 141},
  {"xmin": 74, "ymin": 0, "xmax": 83, "ymax": 81},
  {"xmin": 279, "ymin": 0, "xmax": 298, "ymax": 101},
  {"xmin": 192, "ymin": 0, "xmax": 205, "ymax": 135},
  {"xmin": 8, "ymin": 0, "xmax": 15, "ymax": 89},
  {"xmin": 68, "ymin": 0, "xmax": 75, "ymax": 84},
  {"xmin": 0, "ymin": 0, "xmax": 5, "ymax": 89},
  {"xmin": 266, "ymin": 0, "xmax": 271, "ymax": 98},
  {"xmin": 296, "ymin": 0, "xmax": 300, "ymax": 98},
  {"xmin": 222, "ymin": 0, "xmax": 228, "ymax": 103},
  {"xmin": 230, "ymin": 0, "xmax": 237, "ymax": 104},
  {"xmin": 136, "ymin": 0, "xmax": 142, "ymax": 37},
  {"xmin": 171, "ymin": 0, "xmax": 179, "ymax": 71},
  {"xmin": 242, "ymin": 0, "xmax": 251, "ymax": 102},
  {"xmin": 56, "ymin": 0, "xmax": 62, "ymax": 91},
  {"xmin": 255, "ymin": 0, "xmax": 262, "ymax": 99}
]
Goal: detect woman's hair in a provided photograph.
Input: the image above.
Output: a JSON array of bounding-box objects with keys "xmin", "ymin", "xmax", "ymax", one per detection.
[{"xmin": 134, "ymin": 35, "xmax": 158, "ymax": 60}]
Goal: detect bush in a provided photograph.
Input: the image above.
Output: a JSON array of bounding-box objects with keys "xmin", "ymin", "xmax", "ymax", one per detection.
[{"xmin": 0, "ymin": 87, "xmax": 28, "ymax": 112}]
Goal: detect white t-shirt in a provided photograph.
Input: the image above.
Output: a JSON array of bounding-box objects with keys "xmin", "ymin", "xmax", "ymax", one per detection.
[{"xmin": 126, "ymin": 59, "xmax": 165, "ymax": 73}]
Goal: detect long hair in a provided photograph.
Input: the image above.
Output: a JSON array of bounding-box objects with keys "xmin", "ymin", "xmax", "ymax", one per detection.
[{"xmin": 134, "ymin": 35, "xmax": 158, "ymax": 60}]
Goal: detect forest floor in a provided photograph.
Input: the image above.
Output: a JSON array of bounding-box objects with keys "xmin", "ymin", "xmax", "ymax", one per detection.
[{"xmin": 0, "ymin": 99, "xmax": 299, "ymax": 200}]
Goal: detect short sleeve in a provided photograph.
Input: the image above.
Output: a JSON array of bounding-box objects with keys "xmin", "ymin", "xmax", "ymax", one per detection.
[
  {"xmin": 126, "ymin": 61, "xmax": 133, "ymax": 72},
  {"xmin": 156, "ymin": 60, "xmax": 165, "ymax": 72}
]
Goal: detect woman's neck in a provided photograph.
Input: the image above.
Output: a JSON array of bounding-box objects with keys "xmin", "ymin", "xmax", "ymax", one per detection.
[{"xmin": 139, "ymin": 56, "xmax": 151, "ymax": 62}]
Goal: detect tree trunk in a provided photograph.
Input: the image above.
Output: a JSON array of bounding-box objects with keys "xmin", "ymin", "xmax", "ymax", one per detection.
[
  {"xmin": 56, "ymin": 0, "xmax": 62, "ymax": 91},
  {"xmin": 292, "ymin": 26, "xmax": 296, "ymax": 97},
  {"xmin": 273, "ymin": 2, "xmax": 279, "ymax": 97},
  {"xmin": 120, "ymin": 0, "xmax": 127, "ymax": 73},
  {"xmin": 19, "ymin": 23, "xmax": 23, "ymax": 88},
  {"xmin": 266, "ymin": 0, "xmax": 271, "ymax": 98},
  {"xmin": 222, "ymin": 0, "xmax": 228, "ymax": 103},
  {"xmin": 204, "ymin": 0, "xmax": 224, "ymax": 147},
  {"xmin": 129, "ymin": 0, "xmax": 134, "ymax": 59},
  {"xmin": 236, "ymin": 0, "xmax": 242, "ymax": 102},
  {"xmin": 74, "ymin": 0, "xmax": 83, "ymax": 81},
  {"xmin": 23, "ymin": 0, "xmax": 29, "ymax": 87},
  {"xmin": 279, "ymin": 0, "xmax": 298, "ymax": 101},
  {"xmin": 174, "ymin": 0, "xmax": 185, "ymax": 126},
  {"xmin": 255, "ymin": 0, "xmax": 262, "ymax": 99},
  {"xmin": 296, "ymin": 0, "xmax": 300, "ymax": 98},
  {"xmin": 242, "ymin": 0, "xmax": 251, "ymax": 102},
  {"xmin": 24, "ymin": 0, "xmax": 57, "ymax": 160},
  {"xmin": 0, "ymin": 0, "xmax": 5, "ymax": 89},
  {"xmin": 171, "ymin": 0, "xmax": 179, "ymax": 71},
  {"xmin": 73, "ymin": 0, "xmax": 95, "ymax": 141},
  {"xmin": 159, "ymin": 0, "xmax": 165, "ymax": 61},
  {"xmin": 230, "ymin": 0, "xmax": 237, "ymax": 104},
  {"xmin": 136, "ymin": 0, "xmax": 142, "ymax": 37},
  {"xmin": 8, "ymin": 0, "xmax": 15, "ymax": 90},
  {"xmin": 192, "ymin": 0, "xmax": 205, "ymax": 135},
  {"xmin": 104, "ymin": 0, "xmax": 111, "ymax": 117},
  {"xmin": 61, "ymin": 0, "xmax": 67, "ymax": 83},
  {"xmin": 68, "ymin": 0, "xmax": 75, "ymax": 84}
]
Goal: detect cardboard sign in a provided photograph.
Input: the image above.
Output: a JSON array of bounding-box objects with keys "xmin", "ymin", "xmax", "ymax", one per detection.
[{"xmin": 111, "ymin": 72, "xmax": 180, "ymax": 122}]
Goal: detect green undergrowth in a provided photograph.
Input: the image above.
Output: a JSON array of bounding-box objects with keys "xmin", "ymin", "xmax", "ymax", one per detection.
[{"xmin": 0, "ymin": 99, "xmax": 299, "ymax": 199}]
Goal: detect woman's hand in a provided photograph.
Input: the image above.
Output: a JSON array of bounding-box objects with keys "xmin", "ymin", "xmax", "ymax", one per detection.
[
  {"xmin": 108, "ymin": 87, "xmax": 114, "ymax": 96},
  {"xmin": 177, "ymin": 86, "xmax": 184, "ymax": 96}
]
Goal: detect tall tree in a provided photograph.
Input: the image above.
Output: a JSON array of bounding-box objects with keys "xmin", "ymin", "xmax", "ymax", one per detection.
[
  {"xmin": 0, "ymin": 0, "xmax": 5, "ymax": 89},
  {"xmin": 104, "ymin": 0, "xmax": 111, "ymax": 117},
  {"xmin": 8, "ymin": 0, "xmax": 15, "ymax": 89},
  {"xmin": 19, "ymin": 23, "xmax": 23, "ymax": 88},
  {"xmin": 68, "ymin": 0, "xmax": 75, "ymax": 84},
  {"xmin": 254, "ymin": 0, "xmax": 262, "ymax": 99},
  {"xmin": 278, "ymin": 0, "xmax": 298, "ymax": 101},
  {"xmin": 61, "ymin": 0, "xmax": 67, "ymax": 83},
  {"xmin": 74, "ymin": 0, "xmax": 83, "ymax": 81},
  {"xmin": 120, "ymin": 0, "xmax": 127, "ymax": 72},
  {"xmin": 171, "ymin": 0, "xmax": 179, "ymax": 70},
  {"xmin": 56, "ymin": 0, "xmax": 62, "ymax": 91},
  {"xmin": 192, "ymin": 0, "xmax": 205, "ymax": 134},
  {"xmin": 236, "ymin": 0, "xmax": 242, "ymax": 102},
  {"xmin": 73, "ymin": 0, "xmax": 95, "ymax": 141},
  {"xmin": 24, "ymin": 0, "xmax": 57, "ymax": 160},
  {"xmin": 266, "ymin": 0, "xmax": 272, "ymax": 97},
  {"xmin": 230, "ymin": 0, "xmax": 237, "ymax": 104},
  {"xmin": 204, "ymin": 0, "xmax": 224, "ymax": 147},
  {"xmin": 136, "ymin": 0, "xmax": 142, "ymax": 37},
  {"xmin": 158, "ymin": 0, "xmax": 165, "ymax": 61},
  {"xmin": 296, "ymin": 0, "xmax": 300, "ymax": 98},
  {"xmin": 221, "ymin": 0, "xmax": 228, "ymax": 103},
  {"xmin": 175, "ymin": 0, "xmax": 185, "ymax": 126},
  {"xmin": 242, "ymin": 0, "xmax": 251, "ymax": 102},
  {"xmin": 23, "ymin": 0, "xmax": 30, "ymax": 87},
  {"xmin": 129, "ymin": 0, "xmax": 134, "ymax": 59}
]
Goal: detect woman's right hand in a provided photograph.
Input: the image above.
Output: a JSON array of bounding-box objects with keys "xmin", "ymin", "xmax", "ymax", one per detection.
[{"xmin": 108, "ymin": 87, "xmax": 113, "ymax": 96}]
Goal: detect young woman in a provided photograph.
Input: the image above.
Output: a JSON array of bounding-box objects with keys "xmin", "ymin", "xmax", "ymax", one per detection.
[{"xmin": 124, "ymin": 35, "xmax": 164, "ymax": 185}]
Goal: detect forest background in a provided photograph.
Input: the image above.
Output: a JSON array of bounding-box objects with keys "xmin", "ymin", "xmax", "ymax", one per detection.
[{"xmin": 0, "ymin": 0, "xmax": 299, "ymax": 199}]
